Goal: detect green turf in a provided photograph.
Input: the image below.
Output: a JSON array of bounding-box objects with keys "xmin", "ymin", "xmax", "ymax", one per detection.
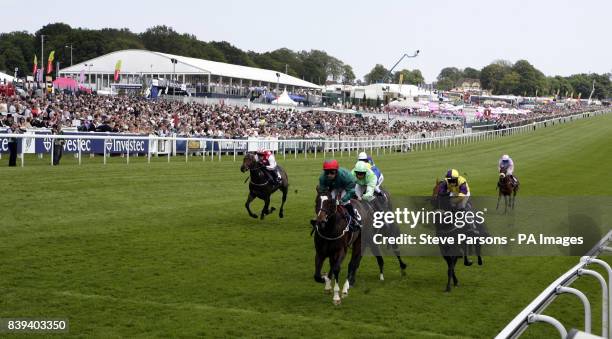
[{"xmin": 1, "ymin": 114, "xmax": 611, "ymax": 338}]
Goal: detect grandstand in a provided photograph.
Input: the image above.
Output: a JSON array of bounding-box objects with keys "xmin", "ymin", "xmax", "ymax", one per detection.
[{"xmin": 58, "ymin": 49, "xmax": 321, "ymax": 96}]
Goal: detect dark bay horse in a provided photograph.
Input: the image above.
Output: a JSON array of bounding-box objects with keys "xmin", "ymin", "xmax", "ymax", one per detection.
[
  {"xmin": 240, "ymin": 152, "xmax": 288, "ymax": 220},
  {"xmin": 311, "ymin": 190, "xmax": 365, "ymax": 305},
  {"xmin": 497, "ymin": 171, "xmax": 519, "ymax": 213},
  {"xmin": 310, "ymin": 188, "xmax": 407, "ymax": 304},
  {"xmin": 432, "ymin": 180, "xmax": 484, "ymax": 292}
]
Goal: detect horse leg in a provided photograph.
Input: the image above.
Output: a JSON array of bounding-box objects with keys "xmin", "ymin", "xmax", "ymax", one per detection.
[
  {"xmin": 444, "ymin": 256, "xmax": 453, "ymax": 292},
  {"xmin": 397, "ymin": 255, "xmax": 407, "ymax": 276},
  {"xmin": 278, "ymin": 185, "xmax": 288, "ymax": 218},
  {"xmin": 330, "ymin": 252, "xmax": 344, "ymax": 305},
  {"xmin": 452, "ymin": 256, "xmax": 459, "ymax": 287},
  {"xmin": 496, "ymin": 191, "xmax": 501, "ymax": 210},
  {"xmin": 476, "ymin": 244, "xmax": 483, "ymax": 266},
  {"xmin": 463, "ymin": 242, "xmax": 473, "ymax": 266},
  {"xmin": 260, "ymin": 195, "xmax": 271, "ymax": 220},
  {"xmin": 345, "ymin": 240, "xmax": 362, "ymax": 295},
  {"xmin": 504, "ymin": 195, "xmax": 508, "ymax": 214},
  {"xmin": 314, "ymin": 253, "xmax": 326, "ymax": 284},
  {"xmin": 245, "ymin": 192, "xmax": 258, "ymax": 218},
  {"xmin": 375, "ymin": 256, "xmax": 385, "ymax": 281}
]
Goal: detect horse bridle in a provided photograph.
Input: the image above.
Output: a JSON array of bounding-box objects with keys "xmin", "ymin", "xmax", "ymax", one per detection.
[{"xmin": 313, "ymin": 194, "xmax": 350, "ymax": 241}]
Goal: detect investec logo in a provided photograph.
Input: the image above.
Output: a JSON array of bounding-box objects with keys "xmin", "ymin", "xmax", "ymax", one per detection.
[
  {"xmin": 43, "ymin": 137, "xmax": 52, "ymax": 151},
  {"xmin": 104, "ymin": 138, "xmax": 146, "ymax": 152}
]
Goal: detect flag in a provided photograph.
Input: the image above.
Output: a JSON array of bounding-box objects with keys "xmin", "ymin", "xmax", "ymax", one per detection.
[
  {"xmin": 114, "ymin": 60, "xmax": 122, "ymax": 81},
  {"xmin": 33, "ymin": 55, "xmax": 38, "ymax": 75},
  {"xmin": 47, "ymin": 50, "xmax": 55, "ymax": 74},
  {"xmin": 79, "ymin": 69, "xmax": 85, "ymax": 83}
]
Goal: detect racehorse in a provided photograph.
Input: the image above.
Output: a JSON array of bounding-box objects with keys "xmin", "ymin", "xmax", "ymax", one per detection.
[
  {"xmin": 359, "ymin": 189, "xmax": 407, "ymax": 281},
  {"xmin": 310, "ymin": 188, "xmax": 407, "ymax": 305},
  {"xmin": 497, "ymin": 170, "xmax": 519, "ymax": 213},
  {"xmin": 432, "ymin": 180, "xmax": 484, "ymax": 292},
  {"xmin": 311, "ymin": 189, "xmax": 365, "ymax": 305},
  {"xmin": 240, "ymin": 152, "xmax": 288, "ymax": 220}
]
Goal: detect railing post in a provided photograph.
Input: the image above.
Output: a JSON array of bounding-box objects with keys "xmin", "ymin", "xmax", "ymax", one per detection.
[
  {"xmin": 527, "ymin": 313, "xmax": 567, "ymax": 338},
  {"xmin": 584, "ymin": 256, "xmax": 612, "ymax": 338},
  {"xmin": 578, "ymin": 268, "xmax": 608, "ymax": 337},
  {"xmin": 556, "ymin": 286, "xmax": 591, "ymax": 333}
]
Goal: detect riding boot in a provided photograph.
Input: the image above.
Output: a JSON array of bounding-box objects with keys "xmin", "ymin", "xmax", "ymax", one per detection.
[{"xmin": 344, "ymin": 204, "xmax": 362, "ymax": 232}]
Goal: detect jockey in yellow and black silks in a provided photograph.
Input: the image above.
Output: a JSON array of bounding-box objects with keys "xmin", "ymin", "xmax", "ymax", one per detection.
[{"xmin": 438, "ymin": 169, "xmax": 471, "ymax": 209}]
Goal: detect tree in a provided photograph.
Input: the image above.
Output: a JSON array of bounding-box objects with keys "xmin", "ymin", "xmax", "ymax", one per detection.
[
  {"xmin": 394, "ymin": 69, "xmax": 424, "ymax": 85},
  {"xmin": 436, "ymin": 67, "xmax": 464, "ymax": 90},
  {"xmin": 480, "ymin": 63, "xmax": 511, "ymax": 94},
  {"xmin": 498, "ymin": 71, "xmax": 520, "ymax": 95},
  {"xmin": 364, "ymin": 64, "xmax": 389, "ymax": 84},
  {"xmin": 342, "ymin": 65, "xmax": 355, "ymax": 84},
  {"xmin": 512, "ymin": 60, "xmax": 545, "ymax": 96},
  {"xmin": 463, "ymin": 67, "xmax": 480, "ymax": 80}
]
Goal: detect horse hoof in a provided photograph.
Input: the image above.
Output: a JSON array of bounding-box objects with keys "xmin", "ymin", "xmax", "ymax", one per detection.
[
  {"xmin": 445, "ymin": 287, "xmax": 451, "ymax": 293},
  {"xmin": 333, "ymin": 298, "xmax": 341, "ymax": 305},
  {"xmin": 464, "ymin": 261, "xmax": 473, "ymax": 267},
  {"xmin": 379, "ymin": 274, "xmax": 385, "ymax": 281},
  {"xmin": 270, "ymin": 207, "xmax": 276, "ymax": 213},
  {"xmin": 279, "ymin": 212, "xmax": 284, "ymax": 218},
  {"xmin": 250, "ymin": 214, "xmax": 257, "ymax": 219},
  {"xmin": 478, "ymin": 259, "xmax": 483, "ymax": 266},
  {"xmin": 401, "ymin": 268, "xmax": 407, "ymax": 277},
  {"xmin": 400, "ymin": 262, "xmax": 407, "ymax": 270}
]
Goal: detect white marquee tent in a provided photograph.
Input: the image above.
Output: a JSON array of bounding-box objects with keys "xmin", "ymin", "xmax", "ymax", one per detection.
[{"xmin": 59, "ymin": 49, "xmax": 321, "ymax": 92}]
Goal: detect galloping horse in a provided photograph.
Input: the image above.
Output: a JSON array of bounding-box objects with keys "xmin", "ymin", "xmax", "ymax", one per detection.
[
  {"xmin": 497, "ymin": 170, "xmax": 519, "ymax": 213},
  {"xmin": 432, "ymin": 180, "xmax": 484, "ymax": 292},
  {"xmin": 240, "ymin": 152, "xmax": 288, "ymax": 220},
  {"xmin": 311, "ymin": 188, "xmax": 407, "ymax": 304},
  {"xmin": 311, "ymin": 189, "xmax": 366, "ymax": 305}
]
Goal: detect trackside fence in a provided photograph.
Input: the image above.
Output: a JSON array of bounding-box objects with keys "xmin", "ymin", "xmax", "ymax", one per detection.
[
  {"xmin": 496, "ymin": 230, "xmax": 612, "ymax": 339},
  {"xmin": 0, "ymin": 109, "xmax": 609, "ymax": 167}
]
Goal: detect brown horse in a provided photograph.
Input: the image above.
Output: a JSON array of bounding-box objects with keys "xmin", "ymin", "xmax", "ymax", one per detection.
[
  {"xmin": 310, "ymin": 189, "xmax": 368, "ymax": 305},
  {"xmin": 496, "ymin": 171, "xmax": 519, "ymax": 213},
  {"xmin": 432, "ymin": 180, "xmax": 484, "ymax": 292},
  {"xmin": 240, "ymin": 152, "xmax": 288, "ymax": 220}
]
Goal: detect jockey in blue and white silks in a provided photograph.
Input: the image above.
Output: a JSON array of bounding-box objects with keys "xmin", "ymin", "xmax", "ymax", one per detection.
[{"xmin": 499, "ymin": 154, "xmax": 517, "ymax": 185}]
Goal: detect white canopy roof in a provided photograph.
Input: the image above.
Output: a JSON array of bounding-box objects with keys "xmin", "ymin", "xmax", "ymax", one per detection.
[
  {"xmin": 59, "ymin": 49, "xmax": 321, "ymax": 89},
  {"xmin": 0, "ymin": 71, "xmax": 15, "ymax": 82}
]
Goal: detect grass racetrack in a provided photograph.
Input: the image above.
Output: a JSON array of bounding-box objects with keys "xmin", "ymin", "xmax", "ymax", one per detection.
[{"xmin": 1, "ymin": 113, "xmax": 611, "ymax": 338}]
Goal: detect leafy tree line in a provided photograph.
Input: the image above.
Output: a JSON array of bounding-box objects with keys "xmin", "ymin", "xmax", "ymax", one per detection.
[
  {"xmin": 435, "ymin": 60, "xmax": 611, "ymax": 100},
  {"xmin": 362, "ymin": 64, "xmax": 425, "ymax": 86},
  {"xmin": 0, "ymin": 23, "xmax": 355, "ymax": 86}
]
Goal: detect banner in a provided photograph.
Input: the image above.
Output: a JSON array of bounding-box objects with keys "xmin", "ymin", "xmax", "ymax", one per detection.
[
  {"xmin": 47, "ymin": 51, "xmax": 55, "ymax": 74},
  {"xmin": 33, "ymin": 55, "xmax": 38, "ymax": 75},
  {"xmin": 114, "ymin": 60, "xmax": 122, "ymax": 81},
  {"xmin": 33, "ymin": 132, "xmax": 149, "ymax": 154}
]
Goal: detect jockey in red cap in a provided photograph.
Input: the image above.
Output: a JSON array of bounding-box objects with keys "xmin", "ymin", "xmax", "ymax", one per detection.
[
  {"xmin": 318, "ymin": 159, "xmax": 361, "ymax": 232},
  {"xmin": 256, "ymin": 148, "xmax": 281, "ymax": 185}
]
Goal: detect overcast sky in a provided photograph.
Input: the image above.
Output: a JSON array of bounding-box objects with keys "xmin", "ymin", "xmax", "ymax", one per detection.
[{"xmin": 2, "ymin": 0, "xmax": 610, "ymax": 82}]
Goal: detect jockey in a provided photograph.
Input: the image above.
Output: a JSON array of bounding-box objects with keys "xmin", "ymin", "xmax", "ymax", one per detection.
[
  {"xmin": 438, "ymin": 169, "xmax": 471, "ymax": 210},
  {"xmin": 357, "ymin": 152, "xmax": 384, "ymax": 194},
  {"xmin": 498, "ymin": 154, "xmax": 517, "ymax": 185},
  {"xmin": 352, "ymin": 161, "xmax": 377, "ymax": 202},
  {"xmin": 318, "ymin": 159, "xmax": 362, "ymax": 232},
  {"xmin": 256, "ymin": 148, "xmax": 281, "ymax": 185}
]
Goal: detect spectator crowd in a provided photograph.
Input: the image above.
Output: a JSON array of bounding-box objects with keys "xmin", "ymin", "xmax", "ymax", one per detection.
[{"xmin": 0, "ymin": 90, "xmax": 602, "ymax": 139}]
